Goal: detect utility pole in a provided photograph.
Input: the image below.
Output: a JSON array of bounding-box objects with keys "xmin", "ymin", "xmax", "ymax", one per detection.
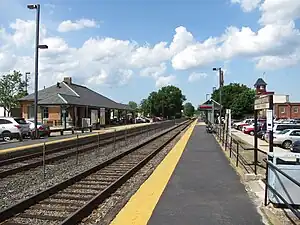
[
  {"xmin": 27, "ymin": 4, "xmax": 48, "ymax": 139},
  {"xmin": 25, "ymin": 72, "xmax": 30, "ymax": 94},
  {"xmin": 213, "ymin": 67, "xmax": 224, "ymax": 123}
]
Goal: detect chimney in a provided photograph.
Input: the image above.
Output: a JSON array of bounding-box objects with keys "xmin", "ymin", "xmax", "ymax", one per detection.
[{"xmin": 63, "ymin": 77, "xmax": 72, "ymax": 85}]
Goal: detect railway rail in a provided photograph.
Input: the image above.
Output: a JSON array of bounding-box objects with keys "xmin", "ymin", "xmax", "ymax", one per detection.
[
  {"xmin": 0, "ymin": 119, "xmax": 193, "ymax": 225},
  {"xmin": 0, "ymin": 121, "xmax": 177, "ymax": 178}
]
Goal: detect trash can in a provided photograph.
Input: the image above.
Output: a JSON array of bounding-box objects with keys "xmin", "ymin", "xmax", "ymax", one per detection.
[{"xmin": 267, "ymin": 152, "xmax": 300, "ymax": 205}]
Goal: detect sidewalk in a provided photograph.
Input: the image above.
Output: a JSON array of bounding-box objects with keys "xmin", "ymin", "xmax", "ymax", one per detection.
[{"xmin": 231, "ymin": 130, "xmax": 287, "ymax": 153}]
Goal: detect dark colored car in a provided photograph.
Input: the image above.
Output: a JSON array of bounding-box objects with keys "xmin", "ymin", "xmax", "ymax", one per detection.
[
  {"xmin": 26, "ymin": 120, "xmax": 50, "ymax": 138},
  {"xmin": 291, "ymin": 140, "xmax": 300, "ymax": 153},
  {"xmin": 257, "ymin": 130, "xmax": 266, "ymax": 140}
]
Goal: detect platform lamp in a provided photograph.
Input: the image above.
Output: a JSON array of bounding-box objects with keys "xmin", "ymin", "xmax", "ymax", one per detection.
[{"xmin": 27, "ymin": 3, "xmax": 48, "ymax": 139}]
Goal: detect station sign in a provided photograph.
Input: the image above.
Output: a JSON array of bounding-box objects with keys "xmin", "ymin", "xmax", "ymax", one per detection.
[
  {"xmin": 254, "ymin": 95, "xmax": 270, "ymax": 110},
  {"xmin": 266, "ymin": 109, "xmax": 273, "ymax": 131}
]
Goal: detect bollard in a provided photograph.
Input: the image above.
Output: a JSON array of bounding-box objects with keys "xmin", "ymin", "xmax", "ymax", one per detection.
[
  {"xmin": 42, "ymin": 142, "xmax": 46, "ymax": 179},
  {"xmin": 76, "ymin": 134, "xmax": 79, "ymax": 165}
]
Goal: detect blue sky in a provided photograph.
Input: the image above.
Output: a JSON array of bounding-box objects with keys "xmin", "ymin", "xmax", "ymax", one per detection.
[{"xmin": 1, "ymin": 0, "xmax": 300, "ymax": 108}]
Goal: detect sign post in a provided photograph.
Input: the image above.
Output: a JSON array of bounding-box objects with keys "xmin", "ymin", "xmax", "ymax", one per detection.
[{"xmin": 254, "ymin": 94, "xmax": 274, "ymax": 174}]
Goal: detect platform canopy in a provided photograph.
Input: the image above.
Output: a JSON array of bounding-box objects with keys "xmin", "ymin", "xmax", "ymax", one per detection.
[{"xmin": 198, "ymin": 99, "xmax": 220, "ymax": 111}]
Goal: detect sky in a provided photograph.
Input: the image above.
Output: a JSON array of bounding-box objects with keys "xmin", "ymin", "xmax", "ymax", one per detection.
[{"xmin": 1, "ymin": 0, "xmax": 300, "ymax": 108}]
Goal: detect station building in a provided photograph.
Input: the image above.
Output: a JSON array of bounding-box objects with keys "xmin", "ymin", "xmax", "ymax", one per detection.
[
  {"xmin": 19, "ymin": 77, "xmax": 133, "ymax": 128},
  {"xmin": 254, "ymin": 78, "xmax": 300, "ymax": 119}
]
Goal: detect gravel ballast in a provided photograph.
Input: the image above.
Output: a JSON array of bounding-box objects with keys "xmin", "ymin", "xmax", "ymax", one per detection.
[
  {"xmin": 80, "ymin": 125, "xmax": 189, "ymax": 225},
  {"xmin": 0, "ymin": 127, "xmax": 165, "ymax": 210}
]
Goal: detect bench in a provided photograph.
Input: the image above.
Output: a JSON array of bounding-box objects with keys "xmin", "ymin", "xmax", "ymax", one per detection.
[{"xmin": 50, "ymin": 126, "xmax": 93, "ymax": 136}]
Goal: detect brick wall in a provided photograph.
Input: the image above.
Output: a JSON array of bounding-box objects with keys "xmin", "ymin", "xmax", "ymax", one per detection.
[{"xmin": 275, "ymin": 103, "xmax": 300, "ymax": 119}]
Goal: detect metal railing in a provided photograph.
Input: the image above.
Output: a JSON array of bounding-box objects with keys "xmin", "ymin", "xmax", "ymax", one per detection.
[
  {"xmin": 214, "ymin": 124, "xmax": 267, "ymax": 174},
  {"xmin": 263, "ymin": 158, "xmax": 300, "ymax": 219},
  {"xmin": 213, "ymin": 122, "xmax": 300, "ymax": 220}
]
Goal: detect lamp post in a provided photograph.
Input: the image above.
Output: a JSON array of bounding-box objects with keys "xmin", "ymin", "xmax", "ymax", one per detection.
[
  {"xmin": 27, "ymin": 4, "xmax": 48, "ymax": 139},
  {"xmin": 213, "ymin": 67, "xmax": 224, "ymax": 124},
  {"xmin": 25, "ymin": 72, "xmax": 30, "ymax": 94}
]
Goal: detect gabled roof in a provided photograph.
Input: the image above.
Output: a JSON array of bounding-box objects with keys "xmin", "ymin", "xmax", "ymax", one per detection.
[
  {"xmin": 254, "ymin": 78, "xmax": 267, "ymax": 87},
  {"xmin": 19, "ymin": 81, "xmax": 131, "ymax": 110}
]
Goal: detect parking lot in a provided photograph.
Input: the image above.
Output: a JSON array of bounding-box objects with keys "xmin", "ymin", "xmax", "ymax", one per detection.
[{"xmin": 232, "ymin": 117, "xmax": 300, "ymax": 152}]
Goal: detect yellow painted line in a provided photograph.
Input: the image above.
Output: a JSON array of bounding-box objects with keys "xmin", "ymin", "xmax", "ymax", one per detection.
[
  {"xmin": 0, "ymin": 123, "xmax": 148, "ymax": 155},
  {"xmin": 109, "ymin": 120, "xmax": 197, "ymax": 225}
]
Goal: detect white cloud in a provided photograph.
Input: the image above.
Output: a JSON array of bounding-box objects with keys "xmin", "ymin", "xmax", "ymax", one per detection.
[
  {"xmin": 155, "ymin": 75, "xmax": 176, "ymax": 88},
  {"xmin": 1, "ymin": 0, "xmax": 300, "ymax": 92},
  {"xmin": 259, "ymin": 0, "xmax": 300, "ymax": 25},
  {"xmin": 172, "ymin": 0, "xmax": 300, "ymax": 70},
  {"xmin": 57, "ymin": 19, "xmax": 98, "ymax": 32},
  {"xmin": 140, "ymin": 63, "xmax": 166, "ymax": 78},
  {"xmin": 188, "ymin": 72, "xmax": 207, "ymax": 83},
  {"xmin": 231, "ymin": 0, "xmax": 262, "ymax": 12}
]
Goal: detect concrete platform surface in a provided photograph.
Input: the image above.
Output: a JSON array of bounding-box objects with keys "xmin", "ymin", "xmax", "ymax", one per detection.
[
  {"xmin": 148, "ymin": 123, "xmax": 264, "ymax": 225},
  {"xmin": 0, "ymin": 123, "xmax": 149, "ymax": 151}
]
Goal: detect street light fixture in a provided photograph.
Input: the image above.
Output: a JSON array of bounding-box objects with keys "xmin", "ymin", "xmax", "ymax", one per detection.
[{"xmin": 27, "ymin": 3, "xmax": 48, "ymax": 139}]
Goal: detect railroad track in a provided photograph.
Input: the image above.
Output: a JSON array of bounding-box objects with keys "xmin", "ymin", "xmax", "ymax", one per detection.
[
  {"xmin": 0, "ymin": 119, "xmax": 192, "ymax": 225},
  {"xmin": 0, "ymin": 124, "xmax": 164, "ymax": 178}
]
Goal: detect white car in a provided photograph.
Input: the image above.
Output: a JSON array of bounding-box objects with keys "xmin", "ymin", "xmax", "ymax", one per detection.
[
  {"xmin": 271, "ymin": 129, "xmax": 300, "ymax": 149},
  {"xmin": 233, "ymin": 119, "xmax": 254, "ymax": 130},
  {"xmin": 0, "ymin": 117, "xmax": 23, "ymax": 141}
]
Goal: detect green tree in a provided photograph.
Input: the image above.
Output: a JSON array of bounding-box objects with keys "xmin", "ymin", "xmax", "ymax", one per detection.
[
  {"xmin": 0, "ymin": 71, "xmax": 27, "ymax": 116},
  {"xmin": 139, "ymin": 85, "xmax": 186, "ymax": 118},
  {"xmin": 211, "ymin": 83, "xmax": 255, "ymax": 118},
  {"xmin": 231, "ymin": 89, "xmax": 256, "ymax": 118},
  {"xmin": 139, "ymin": 99, "xmax": 150, "ymax": 116},
  {"xmin": 183, "ymin": 102, "xmax": 195, "ymax": 117},
  {"xmin": 128, "ymin": 101, "xmax": 138, "ymax": 111}
]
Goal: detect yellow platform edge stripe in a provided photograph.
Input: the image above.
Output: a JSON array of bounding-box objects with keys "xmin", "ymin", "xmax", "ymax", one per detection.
[
  {"xmin": 109, "ymin": 119, "xmax": 198, "ymax": 225},
  {"xmin": 0, "ymin": 124, "xmax": 149, "ymax": 155}
]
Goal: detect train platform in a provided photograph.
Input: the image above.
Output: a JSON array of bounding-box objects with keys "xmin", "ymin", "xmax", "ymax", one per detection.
[
  {"xmin": 0, "ymin": 123, "xmax": 148, "ymax": 153},
  {"xmin": 110, "ymin": 120, "xmax": 265, "ymax": 225}
]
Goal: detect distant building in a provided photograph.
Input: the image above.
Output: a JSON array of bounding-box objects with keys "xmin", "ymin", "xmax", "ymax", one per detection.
[
  {"xmin": 19, "ymin": 77, "xmax": 133, "ymax": 128},
  {"xmin": 274, "ymin": 103, "xmax": 300, "ymax": 119},
  {"xmin": 254, "ymin": 78, "xmax": 300, "ymax": 119}
]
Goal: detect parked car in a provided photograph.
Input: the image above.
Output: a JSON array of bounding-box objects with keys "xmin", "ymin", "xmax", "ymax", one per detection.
[
  {"xmin": 270, "ymin": 129, "xmax": 300, "ymax": 149},
  {"xmin": 242, "ymin": 121, "xmax": 265, "ymax": 135},
  {"xmin": 290, "ymin": 140, "xmax": 300, "ymax": 153},
  {"xmin": 233, "ymin": 119, "xmax": 254, "ymax": 130},
  {"xmin": 26, "ymin": 119, "xmax": 50, "ymax": 137},
  {"xmin": 13, "ymin": 117, "xmax": 30, "ymax": 138},
  {"xmin": 257, "ymin": 130, "xmax": 266, "ymax": 140},
  {"xmin": 0, "ymin": 117, "xmax": 23, "ymax": 141}
]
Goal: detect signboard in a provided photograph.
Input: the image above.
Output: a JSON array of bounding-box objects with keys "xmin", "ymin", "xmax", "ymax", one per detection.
[
  {"xmin": 254, "ymin": 95, "xmax": 270, "ymax": 110},
  {"xmin": 100, "ymin": 108, "xmax": 105, "ymax": 125},
  {"xmin": 91, "ymin": 110, "xmax": 98, "ymax": 125},
  {"xmin": 266, "ymin": 109, "xmax": 273, "ymax": 131}
]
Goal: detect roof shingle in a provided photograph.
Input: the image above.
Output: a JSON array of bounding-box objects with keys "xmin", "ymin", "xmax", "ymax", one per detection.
[{"xmin": 19, "ymin": 81, "xmax": 131, "ymax": 110}]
